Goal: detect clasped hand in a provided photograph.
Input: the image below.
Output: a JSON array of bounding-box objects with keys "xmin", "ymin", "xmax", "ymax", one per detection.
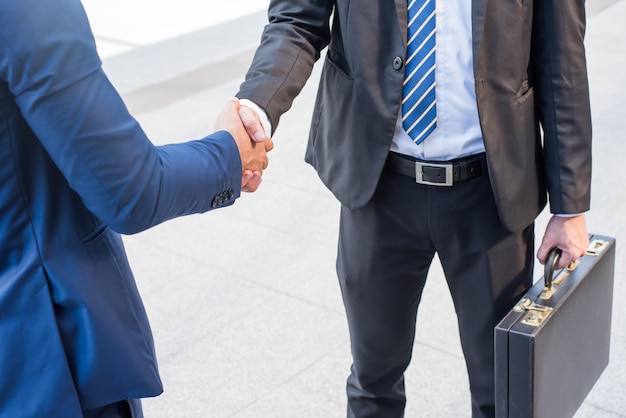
[
  {"xmin": 214, "ymin": 98, "xmax": 273, "ymax": 192},
  {"xmin": 537, "ymin": 214, "xmax": 589, "ymax": 270}
]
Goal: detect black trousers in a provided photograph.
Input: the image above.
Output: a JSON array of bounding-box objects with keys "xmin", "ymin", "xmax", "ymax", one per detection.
[{"xmin": 337, "ymin": 165, "xmax": 534, "ymax": 418}]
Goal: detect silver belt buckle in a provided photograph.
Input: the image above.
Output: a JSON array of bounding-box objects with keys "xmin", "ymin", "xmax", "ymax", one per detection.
[{"xmin": 415, "ymin": 161, "xmax": 453, "ymax": 186}]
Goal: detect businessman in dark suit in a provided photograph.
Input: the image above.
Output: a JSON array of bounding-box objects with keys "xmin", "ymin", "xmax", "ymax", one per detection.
[
  {"xmin": 0, "ymin": 0, "xmax": 271, "ymax": 416},
  {"xmin": 236, "ymin": 0, "xmax": 592, "ymax": 416}
]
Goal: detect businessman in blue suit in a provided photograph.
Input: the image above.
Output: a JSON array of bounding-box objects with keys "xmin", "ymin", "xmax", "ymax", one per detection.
[{"xmin": 0, "ymin": 0, "xmax": 272, "ymax": 417}]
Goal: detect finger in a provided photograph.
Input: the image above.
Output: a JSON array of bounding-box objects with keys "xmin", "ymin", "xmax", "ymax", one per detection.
[
  {"xmin": 244, "ymin": 172, "xmax": 263, "ymax": 193},
  {"xmin": 555, "ymin": 259, "xmax": 572, "ymax": 270},
  {"xmin": 241, "ymin": 170, "xmax": 253, "ymax": 188},
  {"xmin": 536, "ymin": 238, "xmax": 555, "ymax": 265},
  {"xmin": 547, "ymin": 249, "xmax": 573, "ymax": 269},
  {"xmin": 540, "ymin": 242, "xmax": 581, "ymax": 269},
  {"xmin": 264, "ymin": 138, "xmax": 275, "ymax": 152},
  {"xmin": 239, "ymin": 106, "xmax": 267, "ymax": 143},
  {"xmin": 555, "ymin": 241, "xmax": 588, "ymax": 269}
]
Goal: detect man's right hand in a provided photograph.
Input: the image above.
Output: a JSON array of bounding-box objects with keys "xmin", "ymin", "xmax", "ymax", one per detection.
[{"xmin": 214, "ymin": 98, "xmax": 274, "ymax": 192}]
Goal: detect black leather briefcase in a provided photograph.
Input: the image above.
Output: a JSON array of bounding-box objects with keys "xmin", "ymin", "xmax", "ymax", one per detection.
[{"xmin": 495, "ymin": 234, "xmax": 616, "ymax": 418}]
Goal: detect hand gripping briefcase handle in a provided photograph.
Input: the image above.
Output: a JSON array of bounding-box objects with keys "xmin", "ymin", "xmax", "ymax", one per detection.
[
  {"xmin": 544, "ymin": 248, "xmax": 562, "ymax": 291},
  {"xmin": 541, "ymin": 247, "xmax": 579, "ymax": 300}
]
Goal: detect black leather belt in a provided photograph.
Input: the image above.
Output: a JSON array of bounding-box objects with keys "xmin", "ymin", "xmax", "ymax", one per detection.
[{"xmin": 386, "ymin": 152, "xmax": 487, "ymax": 186}]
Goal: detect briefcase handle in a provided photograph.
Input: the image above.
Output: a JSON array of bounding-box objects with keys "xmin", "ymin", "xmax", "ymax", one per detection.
[{"xmin": 544, "ymin": 247, "xmax": 563, "ymax": 290}]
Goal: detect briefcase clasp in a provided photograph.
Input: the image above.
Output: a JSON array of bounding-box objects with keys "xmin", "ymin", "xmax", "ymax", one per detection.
[
  {"xmin": 587, "ymin": 239, "xmax": 608, "ymax": 256},
  {"xmin": 512, "ymin": 298, "xmax": 554, "ymax": 327},
  {"xmin": 512, "ymin": 239, "xmax": 610, "ymax": 325}
]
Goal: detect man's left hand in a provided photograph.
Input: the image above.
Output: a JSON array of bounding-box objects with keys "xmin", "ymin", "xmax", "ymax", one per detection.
[{"xmin": 537, "ymin": 214, "xmax": 589, "ymax": 269}]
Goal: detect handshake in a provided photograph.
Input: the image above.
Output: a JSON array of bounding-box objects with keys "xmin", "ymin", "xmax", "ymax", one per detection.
[{"xmin": 214, "ymin": 98, "xmax": 275, "ymax": 193}]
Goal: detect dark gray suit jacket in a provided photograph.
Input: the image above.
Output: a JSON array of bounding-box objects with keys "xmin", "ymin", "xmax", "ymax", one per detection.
[{"xmin": 237, "ymin": 0, "xmax": 592, "ymax": 232}]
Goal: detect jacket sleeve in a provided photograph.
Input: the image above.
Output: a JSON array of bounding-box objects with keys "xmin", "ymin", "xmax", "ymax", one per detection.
[
  {"xmin": 0, "ymin": 0, "xmax": 242, "ymax": 234},
  {"xmin": 236, "ymin": 0, "xmax": 334, "ymax": 133},
  {"xmin": 532, "ymin": 0, "xmax": 592, "ymax": 214}
]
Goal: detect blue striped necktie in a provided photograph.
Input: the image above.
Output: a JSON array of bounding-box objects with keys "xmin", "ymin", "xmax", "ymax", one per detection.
[{"xmin": 402, "ymin": 0, "xmax": 437, "ymax": 144}]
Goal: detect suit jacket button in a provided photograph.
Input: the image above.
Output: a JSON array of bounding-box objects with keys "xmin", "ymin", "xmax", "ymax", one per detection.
[
  {"xmin": 393, "ymin": 56, "xmax": 404, "ymax": 71},
  {"xmin": 227, "ymin": 188, "xmax": 234, "ymax": 199},
  {"xmin": 212, "ymin": 194, "xmax": 225, "ymax": 207}
]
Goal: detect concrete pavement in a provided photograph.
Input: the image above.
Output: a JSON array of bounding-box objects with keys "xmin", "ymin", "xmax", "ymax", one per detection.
[{"xmin": 85, "ymin": 1, "xmax": 626, "ymax": 416}]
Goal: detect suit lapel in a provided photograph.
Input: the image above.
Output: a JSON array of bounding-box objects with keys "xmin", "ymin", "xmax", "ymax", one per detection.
[
  {"xmin": 472, "ymin": 0, "xmax": 488, "ymax": 72},
  {"xmin": 395, "ymin": 0, "xmax": 488, "ymax": 71},
  {"xmin": 395, "ymin": 0, "xmax": 408, "ymax": 44}
]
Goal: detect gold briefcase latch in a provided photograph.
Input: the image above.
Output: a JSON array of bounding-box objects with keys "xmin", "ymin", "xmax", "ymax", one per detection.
[
  {"xmin": 512, "ymin": 298, "xmax": 554, "ymax": 327},
  {"xmin": 587, "ymin": 239, "xmax": 608, "ymax": 256}
]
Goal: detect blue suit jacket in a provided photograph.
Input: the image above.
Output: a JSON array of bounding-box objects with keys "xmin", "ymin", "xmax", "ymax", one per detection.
[{"xmin": 0, "ymin": 0, "xmax": 242, "ymax": 416}]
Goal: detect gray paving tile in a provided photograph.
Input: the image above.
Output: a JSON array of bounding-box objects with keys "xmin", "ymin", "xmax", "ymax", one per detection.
[
  {"xmin": 140, "ymin": 294, "xmax": 349, "ymax": 417},
  {"xmin": 233, "ymin": 345, "xmax": 350, "ymax": 418},
  {"xmin": 141, "ymin": 267, "xmax": 283, "ymax": 362},
  {"xmin": 123, "ymin": 235, "xmax": 203, "ymax": 295},
  {"xmin": 581, "ymin": 334, "xmax": 626, "ymax": 416}
]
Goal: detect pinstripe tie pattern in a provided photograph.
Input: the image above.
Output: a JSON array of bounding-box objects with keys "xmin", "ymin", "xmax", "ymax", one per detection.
[{"xmin": 402, "ymin": 0, "xmax": 437, "ymax": 144}]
